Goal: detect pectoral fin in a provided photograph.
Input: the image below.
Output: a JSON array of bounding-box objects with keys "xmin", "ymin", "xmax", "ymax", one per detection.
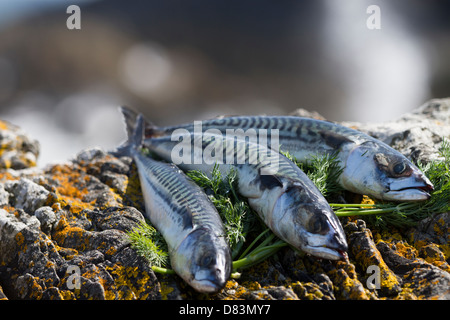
[{"xmin": 259, "ymin": 174, "xmax": 283, "ymax": 190}]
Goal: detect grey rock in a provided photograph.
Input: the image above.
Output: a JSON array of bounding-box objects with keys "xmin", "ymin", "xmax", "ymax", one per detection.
[
  {"xmin": 0, "ymin": 184, "xmax": 9, "ymax": 206},
  {"xmin": 339, "ymin": 97, "xmax": 450, "ymax": 163},
  {"xmin": 89, "ymin": 206, "xmax": 145, "ymax": 232},
  {"xmin": 409, "ymin": 211, "xmax": 450, "ymax": 246},
  {"xmin": 34, "ymin": 206, "xmax": 57, "ymax": 234},
  {"xmin": 4, "ymin": 178, "xmax": 50, "ymax": 213}
]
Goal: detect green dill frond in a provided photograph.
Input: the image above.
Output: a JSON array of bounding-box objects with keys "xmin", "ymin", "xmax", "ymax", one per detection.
[
  {"xmin": 187, "ymin": 163, "xmax": 224, "ymax": 195},
  {"xmin": 187, "ymin": 165, "xmax": 257, "ymax": 258},
  {"xmin": 282, "ymin": 150, "xmax": 344, "ymax": 199},
  {"xmin": 127, "ymin": 220, "xmax": 169, "ymax": 268}
]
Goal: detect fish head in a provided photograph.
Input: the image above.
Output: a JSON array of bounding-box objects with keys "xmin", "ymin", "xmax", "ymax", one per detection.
[
  {"xmin": 172, "ymin": 227, "xmax": 231, "ymax": 293},
  {"xmin": 271, "ymin": 184, "xmax": 348, "ymax": 260},
  {"xmin": 340, "ymin": 142, "xmax": 433, "ymax": 202}
]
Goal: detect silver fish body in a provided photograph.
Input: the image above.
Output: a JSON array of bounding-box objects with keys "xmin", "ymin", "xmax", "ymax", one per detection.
[
  {"xmin": 143, "ymin": 115, "xmax": 434, "ymax": 202},
  {"xmin": 143, "ymin": 128, "xmax": 348, "ymax": 260},
  {"xmin": 115, "ymin": 113, "xmax": 231, "ymax": 293}
]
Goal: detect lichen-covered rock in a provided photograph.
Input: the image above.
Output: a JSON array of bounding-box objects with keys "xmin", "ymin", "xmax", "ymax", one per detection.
[
  {"xmin": 0, "ymin": 144, "xmax": 160, "ymax": 300},
  {"xmin": 0, "ymin": 120, "xmax": 39, "ymax": 169},
  {"xmin": 0, "ymin": 98, "xmax": 449, "ymax": 300}
]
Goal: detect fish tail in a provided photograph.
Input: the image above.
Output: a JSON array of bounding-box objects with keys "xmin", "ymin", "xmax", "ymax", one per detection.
[
  {"xmin": 111, "ymin": 106, "xmax": 145, "ymax": 157},
  {"xmin": 119, "ymin": 105, "xmax": 140, "ymax": 138},
  {"xmin": 120, "ymin": 105, "xmax": 160, "ymax": 138}
]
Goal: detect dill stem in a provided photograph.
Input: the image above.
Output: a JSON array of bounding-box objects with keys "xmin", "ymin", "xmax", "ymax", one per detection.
[
  {"xmin": 334, "ymin": 208, "xmax": 393, "ymax": 217},
  {"xmin": 330, "ymin": 203, "xmax": 378, "ymax": 208},
  {"xmin": 331, "ymin": 202, "xmax": 419, "ymax": 217},
  {"xmin": 238, "ymin": 228, "xmax": 271, "ymax": 260},
  {"xmin": 232, "ymin": 240, "xmax": 287, "ymax": 271},
  {"xmin": 151, "ymin": 266, "xmax": 176, "ymax": 275}
]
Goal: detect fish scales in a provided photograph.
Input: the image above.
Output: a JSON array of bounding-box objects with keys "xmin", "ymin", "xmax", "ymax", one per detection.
[
  {"xmin": 197, "ymin": 132, "xmax": 299, "ymax": 180},
  {"xmin": 135, "ymin": 153, "xmax": 221, "ymax": 233}
]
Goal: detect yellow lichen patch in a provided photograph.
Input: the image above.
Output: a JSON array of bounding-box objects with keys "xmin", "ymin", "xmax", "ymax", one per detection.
[
  {"xmin": 48, "ymin": 164, "xmax": 87, "ymax": 198},
  {"xmin": 290, "ymin": 281, "xmax": 324, "ymax": 300},
  {"xmin": 59, "ymin": 290, "xmax": 76, "ymax": 300},
  {"xmin": 361, "ymin": 195, "xmax": 376, "ymax": 205},
  {"xmin": 159, "ymin": 279, "xmax": 175, "ymax": 300},
  {"xmin": 44, "ymin": 165, "xmax": 96, "ymax": 215},
  {"xmin": 52, "ymin": 216, "xmax": 92, "ymax": 252},
  {"xmin": 438, "ymin": 243, "xmax": 450, "ymax": 261},
  {"xmin": 0, "ymin": 171, "xmax": 20, "ymax": 182},
  {"xmin": 327, "ymin": 268, "xmax": 371, "ymax": 300},
  {"xmin": 15, "ymin": 232, "xmax": 25, "ymax": 249},
  {"xmin": 391, "ymin": 240, "xmax": 418, "ymax": 260},
  {"xmin": 419, "ymin": 243, "xmax": 450, "ymax": 273},
  {"xmin": 18, "ymin": 275, "xmax": 43, "ymax": 300},
  {"xmin": 241, "ymin": 280, "xmax": 261, "ymax": 291},
  {"xmin": 106, "ymin": 264, "xmax": 157, "ymax": 300},
  {"xmin": 351, "ymin": 233, "xmax": 400, "ymax": 295}
]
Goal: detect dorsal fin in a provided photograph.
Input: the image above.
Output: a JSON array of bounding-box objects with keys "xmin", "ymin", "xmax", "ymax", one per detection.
[
  {"xmin": 319, "ymin": 130, "xmax": 352, "ymax": 149},
  {"xmin": 119, "ymin": 105, "xmax": 159, "ymax": 138}
]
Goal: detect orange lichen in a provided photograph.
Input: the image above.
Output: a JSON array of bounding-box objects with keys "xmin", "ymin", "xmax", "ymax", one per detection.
[
  {"xmin": 0, "ymin": 171, "xmax": 20, "ymax": 182},
  {"xmin": 44, "ymin": 164, "xmax": 96, "ymax": 215},
  {"xmin": 106, "ymin": 264, "xmax": 157, "ymax": 300},
  {"xmin": 52, "ymin": 216, "xmax": 92, "ymax": 252}
]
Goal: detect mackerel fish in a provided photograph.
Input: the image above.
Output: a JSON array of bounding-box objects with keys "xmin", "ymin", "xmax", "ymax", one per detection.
[
  {"xmin": 123, "ymin": 109, "xmax": 349, "ymax": 260},
  {"xmin": 139, "ymin": 114, "xmax": 434, "ymax": 202},
  {"xmin": 114, "ymin": 112, "xmax": 231, "ymax": 293}
]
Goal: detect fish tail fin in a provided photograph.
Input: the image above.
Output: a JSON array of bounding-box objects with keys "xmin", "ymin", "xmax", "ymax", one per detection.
[
  {"xmin": 111, "ymin": 106, "xmax": 145, "ymax": 158},
  {"xmin": 120, "ymin": 105, "xmax": 140, "ymax": 138},
  {"xmin": 120, "ymin": 105, "xmax": 160, "ymax": 138}
]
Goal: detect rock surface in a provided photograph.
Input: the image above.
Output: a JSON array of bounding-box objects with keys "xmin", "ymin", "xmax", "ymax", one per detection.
[{"xmin": 0, "ymin": 98, "xmax": 449, "ymax": 300}]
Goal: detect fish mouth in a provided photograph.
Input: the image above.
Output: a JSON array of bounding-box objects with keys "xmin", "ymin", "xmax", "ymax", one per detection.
[
  {"xmin": 304, "ymin": 245, "xmax": 348, "ymax": 260},
  {"xmin": 386, "ymin": 174, "xmax": 434, "ymax": 202},
  {"xmin": 386, "ymin": 184, "xmax": 434, "ymax": 202},
  {"xmin": 191, "ymin": 278, "xmax": 225, "ymax": 293}
]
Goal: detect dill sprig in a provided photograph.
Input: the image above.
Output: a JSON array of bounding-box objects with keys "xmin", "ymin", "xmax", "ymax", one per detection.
[
  {"xmin": 187, "ymin": 164, "xmax": 256, "ymax": 257},
  {"xmin": 127, "ymin": 220, "xmax": 170, "ymax": 269},
  {"xmin": 283, "ymin": 150, "xmax": 344, "ymax": 199}
]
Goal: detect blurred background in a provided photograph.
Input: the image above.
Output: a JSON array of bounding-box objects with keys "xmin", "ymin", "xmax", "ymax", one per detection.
[{"xmin": 0, "ymin": 0, "xmax": 449, "ymax": 166}]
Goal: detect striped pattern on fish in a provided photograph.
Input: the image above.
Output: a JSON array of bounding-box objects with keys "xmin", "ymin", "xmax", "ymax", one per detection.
[
  {"xmin": 134, "ymin": 152, "xmax": 224, "ymax": 244},
  {"xmin": 142, "ymin": 114, "xmax": 434, "ymax": 202}
]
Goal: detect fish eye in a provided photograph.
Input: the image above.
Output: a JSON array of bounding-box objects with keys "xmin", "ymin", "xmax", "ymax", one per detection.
[
  {"xmin": 393, "ymin": 162, "xmax": 406, "ymax": 175},
  {"xmin": 201, "ymin": 255, "xmax": 213, "ymax": 266},
  {"xmin": 308, "ymin": 215, "xmax": 329, "ymax": 234}
]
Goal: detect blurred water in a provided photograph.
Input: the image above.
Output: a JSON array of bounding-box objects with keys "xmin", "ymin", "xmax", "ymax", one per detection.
[
  {"xmin": 320, "ymin": 0, "xmax": 431, "ymax": 122},
  {"xmin": 2, "ymin": 89, "xmax": 125, "ymax": 168},
  {"xmin": 0, "ymin": 1, "xmax": 443, "ymax": 167}
]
